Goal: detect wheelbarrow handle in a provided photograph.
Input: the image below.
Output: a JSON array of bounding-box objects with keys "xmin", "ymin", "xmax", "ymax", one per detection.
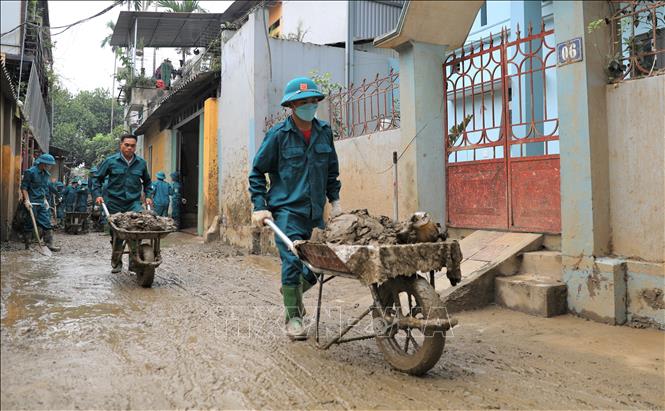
[
  {"xmin": 101, "ymin": 202, "xmax": 111, "ymax": 218},
  {"xmin": 263, "ymin": 218, "xmax": 298, "ymax": 256}
]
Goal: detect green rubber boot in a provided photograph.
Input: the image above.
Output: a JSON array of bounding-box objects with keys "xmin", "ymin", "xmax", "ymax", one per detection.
[
  {"xmin": 282, "ymin": 285, "xmax": 307, "ymax": 340},
  {"xmin": 302, "ymin": 275, "xmax": 316, "ymax": 294}
]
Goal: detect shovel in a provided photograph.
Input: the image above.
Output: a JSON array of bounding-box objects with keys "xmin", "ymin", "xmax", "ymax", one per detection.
[{"xmin": 26, "ymin": 203, "xmax": 52, "ymax": 257}]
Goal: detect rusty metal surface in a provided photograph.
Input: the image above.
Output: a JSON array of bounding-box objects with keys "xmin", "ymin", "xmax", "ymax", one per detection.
[
  {"xmin": 296, "ymin": 243, "xmax": 353, "ymax": 274},
  {"xmin": 447, "ymin": 160, "xmax": 507, "ymax": 230},
  {"xmin": 328, "ymin": 70, "xmax": 400, "ymax": 140},
  {"xmin": 510, "ymin": 157, "xmax": 561, "ymax": 233},
  {"xmin": 606, "ymin": 1, "xmax": 665, "ymax": 83},
  {"xmin": 443, "ymin": 21, "xmax": 561, "ymax": 233}
]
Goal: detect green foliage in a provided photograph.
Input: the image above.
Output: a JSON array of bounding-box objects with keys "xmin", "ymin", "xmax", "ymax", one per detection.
[
  {"xmin": 51, "ymin": 82, "xmax": 123, "ymax": 167},
  {"xmin": 308, "ymin": 70, "xmax": 342, "ymax": 95},
  {"xmin": 448, "ymin": 114, "xmax": 473, "ymax": 147},
  {"xmin": 155, "ymin": 0, "xmax": 206, "ymax": 13},
  {"xmin": 587, "ymin": 18, "xmax": 605, "ymax": 34},
  {"xmin": 124, "ymin": 0, "xmax": 154, "ymax": 11},
  {"xmin": 84, "ymin": 126, "xmax": 126, "ymax": 167}
]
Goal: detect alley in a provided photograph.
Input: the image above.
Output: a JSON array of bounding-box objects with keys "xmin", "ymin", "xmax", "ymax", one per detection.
[{"xmin": 1, "ymin": 232, "xmax": 663, "ymax": 410}]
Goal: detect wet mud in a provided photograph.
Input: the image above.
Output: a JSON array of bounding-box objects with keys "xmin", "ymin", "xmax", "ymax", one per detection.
[
  {"xmin": 311, "ymin": 209, "xmax": 446, "ymax": 245},
  {"xmin": 2, "ymin": 232, "xmax": 664, "ymax": 409},
  {"xmin": 109, "ymin": 211, "xmax": 176, "ymax": 231}
]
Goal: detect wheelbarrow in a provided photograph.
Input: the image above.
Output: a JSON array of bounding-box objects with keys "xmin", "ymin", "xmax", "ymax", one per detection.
[
  {"xmin": 264, "ymin": 219, "xmax": 463, "ymax": 376},
  {"xmin": 102, "ymin": 203, "xmax": 174, "ymax": 288},
  {"xmin": 64, "ymin": 211, "xmax": 89, "ymax": 234}
]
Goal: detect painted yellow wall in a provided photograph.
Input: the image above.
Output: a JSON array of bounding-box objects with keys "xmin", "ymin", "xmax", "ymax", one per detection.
[
  {"xmin": 143, "ymin": 122, "xmax": 172, "ymax": 180},
  {"xmin": 202, "ymin": 98, "xmax": 219, "ymax": 231},
  {"xmin": 1, "ymin": 97, "xmax": 23, "ymax": 241}
]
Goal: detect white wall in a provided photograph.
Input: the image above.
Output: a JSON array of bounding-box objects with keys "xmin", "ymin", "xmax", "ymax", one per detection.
[
  {"xmin": 0, "ymin": 0, "xmax": 22, "ymax": 55},
  {"xmin": 218, "ymin": 10, "xmax": 397, "ymax": 249},
  {"xmin": 281, "ymin": 1, "xmax": 347, "ymax": 45},
  {"xmin": 606, "ymin": 75, "xmax": 665, "ymax": 263}
]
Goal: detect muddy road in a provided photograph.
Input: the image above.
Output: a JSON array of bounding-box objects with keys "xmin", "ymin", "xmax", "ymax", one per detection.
[{"xmin": 2, "ymin": 232, "xmax": 664, "ymax": 410}]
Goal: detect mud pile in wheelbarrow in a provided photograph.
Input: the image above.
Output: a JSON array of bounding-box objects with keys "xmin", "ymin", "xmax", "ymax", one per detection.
[
  {"xmin": 306, "ymin": 209, "xmax": 461, "ymax": 286},
  {"xmin": 109, "ymin": 212, "xmax": 176, "ymax": 232},
  {"xmin": 310, "ymin": 209, "xmax": 447, "ymax": 245}
]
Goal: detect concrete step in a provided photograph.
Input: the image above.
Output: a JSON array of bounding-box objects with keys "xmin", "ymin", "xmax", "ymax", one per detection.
[
  {"xmin": 439, "ymin": 230, "xmax": 543, "ymax": 313},
  {"xmin": 519, "ymin": 250, "xmax": 562, "ymax": 280},
  {"xmin": 495, "ymin": 274, "xmax": 567, "ymax": 318}
]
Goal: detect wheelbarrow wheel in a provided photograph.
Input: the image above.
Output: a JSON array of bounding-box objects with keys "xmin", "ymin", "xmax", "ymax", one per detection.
[
  {"xmin": 373, "ymin": 276, "xmax": 446, "ymax": 376},
  {"xmin": 136, "ymin": 243, "xmax": 155, "ymax": 288}
]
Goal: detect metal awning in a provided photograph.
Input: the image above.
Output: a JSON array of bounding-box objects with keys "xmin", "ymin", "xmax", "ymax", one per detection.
[
  {"xmin": 134, "ymin": 71, "xmax": 218, "ymax": 135},
  {"xmin": 110, "ymin": 11, "xmax": 225, "ymax": 48},
  {"xmin": 110, "ymin": 1, "xmax": 261, "ymax": 48}
]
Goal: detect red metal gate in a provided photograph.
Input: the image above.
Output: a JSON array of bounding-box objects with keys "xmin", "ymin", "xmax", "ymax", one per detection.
[{"xmin": 444, "ymin": 22, "xmax": 561, "ymax": 233}]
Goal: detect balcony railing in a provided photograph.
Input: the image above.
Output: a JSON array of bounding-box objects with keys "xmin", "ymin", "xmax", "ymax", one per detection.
[
  {"xmin": 605, "ymin": 0, "xmax": 665, "ymax": 82},
  {"xmin": 328, "ymin": 70, "xmax": 400, "ymax": 140}
]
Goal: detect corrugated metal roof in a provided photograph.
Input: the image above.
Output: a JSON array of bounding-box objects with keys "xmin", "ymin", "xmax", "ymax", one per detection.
[
  {"xmin": 353, "ymin": 0, "xmax": 405, "ymax": 41},
  {"xmin": 135, "ymin": 71, "xmax": 218, "ymax": 135},
  {"xmin": 110, "ymin": 11, "xmax": 225, "ymax": 48},
  {"xmin": 110, "ymin": 2, "xmax": 260, "ymax": 48}
]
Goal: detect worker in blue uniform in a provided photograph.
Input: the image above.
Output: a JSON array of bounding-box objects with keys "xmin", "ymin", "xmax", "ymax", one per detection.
[
  {"xmin": 75, "ymin": 178, "xmax": 89, "ymax": 212},
  {"xmin": 55, "ymin": 181, "xmax": 65, "ymax": 225},
  {"xmin": 92, "ymin": 134, "xmax": 153, "ymax": 273},
  {"xmin": 62, "ymin": 178, "xmax": 80, "ymax": 212},
  {"xmin": 151, "ymin": 171, "xmax": 171, "ymax": 216},
  {"xmin": 169, "ymin": 171, "xmax": 185, "ymax": 229},
  {"xmin": 249, "ymin": 76, "xmax": 342, "ymax": 340},
  {"xmin": 21, "ymin": 153, "xmax": 61, "ymax": 251}
]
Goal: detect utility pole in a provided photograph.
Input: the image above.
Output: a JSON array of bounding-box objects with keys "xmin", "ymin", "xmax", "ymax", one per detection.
[{"xmin": 110, "ymin": 51, "xmax": 117, "ymax": 132}]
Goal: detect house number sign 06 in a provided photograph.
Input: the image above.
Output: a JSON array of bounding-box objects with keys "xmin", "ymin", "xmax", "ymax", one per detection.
[{"xmin": 557, "ymin": 37, "xmax": 583, "ymax": 66}]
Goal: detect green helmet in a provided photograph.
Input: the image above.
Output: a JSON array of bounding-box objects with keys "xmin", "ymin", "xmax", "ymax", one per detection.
[
  {"xmin": 280, "ymin": 77, "xmax": 325, "ymax": 107},
  {"xmin": 56, "ymin": 181, "xmax": 64, "ymax": 188},
  {"xmin": 37, "ymin": 153, "xmax": 56, "ymax": 165},
  {"xmin": 156, "ymin": 171, "xmax": 166, "ymax": 180}
]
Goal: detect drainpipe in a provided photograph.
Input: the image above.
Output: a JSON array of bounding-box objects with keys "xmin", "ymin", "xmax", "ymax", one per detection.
[{"xmin": 345, "ymin": 0, "xmax": 355, "ymax": 88}]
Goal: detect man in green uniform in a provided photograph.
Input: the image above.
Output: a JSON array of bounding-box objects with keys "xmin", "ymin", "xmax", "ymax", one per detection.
[
  {"xmin": 92, "ymin": 134, "xmax": 154, "ymax": 273},
  {"xmin": 169, "ymin": 171, "xmax": 185, "ymax": 229},
  {"xmin": 75, "ymin": 179, "xmax": 89, "ymax": 212},
  {"xmin": 249, "ymin": 77, "xmax": 342, "ymax": 340},
  {"xmin": 55, "ymin": 181, "xmax": 65, "ymax": 225},
  {"xmin": 21, "ymin": 153, "xmax": 61, "ymax": 251},
  {"xmin": 151, "ymin": 171, "xmax": 171, "ymax": 217},
  {"xmin": 160, "ymin": 58, "xmax": 175, "ymax": 89}
]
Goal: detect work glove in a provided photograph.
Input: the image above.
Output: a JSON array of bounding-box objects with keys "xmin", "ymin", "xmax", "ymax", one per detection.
[
  {"xmin": 252, "ymin": 210, "xmax": 273, "ymax": 228},
  {"xmin": 330, "ymin": 200, "xmax": 342, "ymax": 218},
  {"xmin": 24, "ymin": 200, "xmax": 32, "ymax": 210},
  {"xmin": 182, "ymin": 198, "xmax": 187, "ymax": 205}
]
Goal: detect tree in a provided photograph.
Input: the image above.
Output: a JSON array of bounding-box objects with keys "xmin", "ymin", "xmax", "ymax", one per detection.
[
  {"xmin": 51, "ymin": 82, "xmax": 124, "ymax": 167},
  {"xmin": 156, "ymin": 1, "xmax": 208, "ymax": 63},
  {"xmin": 124, "ymin": 0, "xmax": 154, "ymax": 11},
  {"xmin": 84, "ymin": 126, "xmax": 126, "ymax": 167}
]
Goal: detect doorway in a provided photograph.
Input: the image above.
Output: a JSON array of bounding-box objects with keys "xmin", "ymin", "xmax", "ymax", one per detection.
[{"xmin": 177, "ymin": 117, "xmax": 200, "ymax": 230}]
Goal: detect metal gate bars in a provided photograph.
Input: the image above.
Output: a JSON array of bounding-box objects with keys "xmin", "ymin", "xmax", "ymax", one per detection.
[{"xmin": 444, "ymin": 22, "xmax": 561, "ymax": 233}]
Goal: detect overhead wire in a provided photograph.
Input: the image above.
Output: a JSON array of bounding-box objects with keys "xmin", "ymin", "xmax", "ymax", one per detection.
[{"xmin": 1, "ymin": 0, "xmax": 124, "ymax": 39}]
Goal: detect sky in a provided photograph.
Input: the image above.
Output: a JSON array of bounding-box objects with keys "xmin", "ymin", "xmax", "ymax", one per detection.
[{"xmin": 48, "ymin": 0, "xmax": 233, "ymax": 93}]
